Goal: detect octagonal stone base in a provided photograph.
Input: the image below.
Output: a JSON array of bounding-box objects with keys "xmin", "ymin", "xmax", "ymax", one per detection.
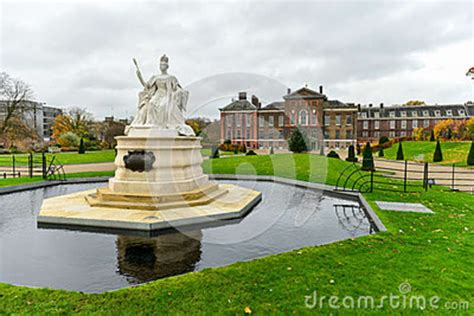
[{"xmin": 37, "ymin": 184, "xmax": 261, "ymax": 231}]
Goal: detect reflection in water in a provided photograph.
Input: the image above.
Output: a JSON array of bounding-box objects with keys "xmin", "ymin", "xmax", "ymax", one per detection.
[
  {"xmin": 334, "ymin": 204, "xmax": 375, "ymax": 236},
  {"xmin": 116, "ymin": 230, "xmax": 203, "ymax": 283}
]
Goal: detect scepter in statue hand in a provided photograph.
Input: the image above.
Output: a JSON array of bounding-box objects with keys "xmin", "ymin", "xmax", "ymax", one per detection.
[{"xmin": 133, "ymin": 58, "xmax": 146, "ymax": 87}]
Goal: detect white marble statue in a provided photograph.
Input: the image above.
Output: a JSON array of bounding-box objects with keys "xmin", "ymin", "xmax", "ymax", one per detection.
[{"xmin": 125, "ymin": 54, "xmax": 195, "ymax": 136}]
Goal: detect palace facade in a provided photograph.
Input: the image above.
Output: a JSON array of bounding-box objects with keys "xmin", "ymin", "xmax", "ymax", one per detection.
[{"xmin": 219, "ymin": 86, "xmax": 358, "ymax": 150}]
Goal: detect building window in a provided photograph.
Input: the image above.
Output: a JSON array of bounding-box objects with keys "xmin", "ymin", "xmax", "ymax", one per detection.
[
  {"xmin": 401, "ymin": 111, "xmax": 407, "ymax": 117},
  {"xmin": 389, "ymin": 131, "xmax": 395, "ymax": 137},
  {"xmin": 446, "ymin": 110, "xmax": 452, "ymax": 117},
  {"xmin": 374, "ymin": 131, "xmax": 380, "ymax": 138},
  {"xmin": 278, "ymin": 115, "xmax": 284, "ymax": 127},
  {"xmin": 324, "ymin": 114, "xmax": 330, "ymax": 126},
  {"xmin": 226, "ymin": 116, "xmax": 232, "ymax": 128},
  {"xmin": 390, "ymin": 120, "xmax": 395, "ymax": 129},
  {"xmin": 346, "ymin": 115, "xmax": 352, "ymax": 125},
  {"xmin": 299, "ymin": 110, "xmax": 308, "ymax": 126},
  {"xmin": 389, "ymin": 111, "xmax": 395, "ymax": 118},
  {"xmin": 259, "ymin": 116, "xmax": 264, "ymax": 127},
  {"xmin": 363, "ymin": 121, "xmax": 368, "ymax": 129},
  {"xmin": 361, "ymin": 112, "xmax": 367, "ymax": 118},
  {"xmin": 401, "ymin": 131, "xmax": 406, "ymax": 137},
  {"xmin": 412, "ymin": 120, "xmax": 418, "ymax": 128},
  {"xmin": 269, "ymin": 115, "xmax": 274, "ymax": 127},
  {"xmin": 236, "ymin": 114, "xmax": 241, "ymax": 127},
  {"xmin": 347, "ymin": 130, "xmax": 353, "ymax": 139},
  {"xmin": 290, "ymin": 113, "xmax": 296, "ymax": 125},
  {"xmin": 423, "ymin": 110, "xmax": 429, "ymax": 117},
  {"xmin": 374, "ymin": 112, "xmax": 380, "ymax": 118},
  {"xmin": 374, "ymin": 121, "xmax": 380, "ymax": 130},
  {"xmin": 335, "ymin": 130, "xmax": 340, "ymax": 139},
  {"xmin": 401, "ymin": 120, "xmax": 407, "ymax": 129},
  {"xmin": 246, "ymin": 129, "xmax": 250, "ymax": 139},
  {"xmin": 435, "ymin": 110, "xmax": 441, "ymax": 117},
  {"xmin": 279, "ymin": 131, "xmax": 284, "ymax": 139},
  {"xmin": 246, "ymin": 114, "xmax": 251, "ymax": 127},
  {"xmin": 311, "ymin": 110, "xmax": 317, "ymax": 125},
  {"xmin": 227, "ymin": 130, "xmax": 231, "ymax": 140},
  {"xmin": 237, "ymin": 130, "xmax": 241, "ymax": 139},
  {"xmin": 424, "ymin": 120, "xmax": 429, "ymax": 128},
  {"xmin": 362, "ymin": 131, "xmax": 368, "ymax": 138},
  {"xmin": 459, "ymin": 110, "xmax": 465, "ymax": 116},
  {"xmin": 335, "ymin": 114, "xmax": 341, "ymax": 126},
  {"xmin": 412, "ymin": 111, "xmax": 418, "ymax": 117}
]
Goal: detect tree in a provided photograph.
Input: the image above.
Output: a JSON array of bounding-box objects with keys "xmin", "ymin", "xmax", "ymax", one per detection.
[
  {"xmin": 185, "ymin": 117, "xmax": 211, "ymax": 136},
  {"xmin": 327, "ymin": 150, "xmax": 340, "ymax": 159},
  {"xmin": 78, "ymin": 138, "xmax": 86, "ymax": 154},
  {"xmin": 52, "ymin": 107, "xmax": 93, "ymax": 142},
  {"xmin": 0, "ymin": 72, "xmax": 37, "ymax": 145},
  {"xmin": 396, "ymin": 142, "xmax": 404, "ymax": 160},
  {"xmin": 433, "ymin": 119, "xmax": 455, "ymax": 140},
  {"xmin": 433, "ymin": 140, "xmax": 443, "ymax": 162},
  {"xmin": 59, "ymin": 131, "xmax": 80, "ymax": 147},
  {"xmin": 378, "ymin": 146, "xmax": 384, "ymax": 157},
  {"xmin": 210, "ymin": 145, "xmax": 219, "ymax": 159},
  {"xmin": 346, "ymin": 145, "xmax": 357, "ymax": 162},
  {"xmin": 405, "ymin": 100, "xmax": 425, "ymax": 106},
  {"xmin": 361, "ymin": 142, "xmax": 375, "ymax": 171},
  {"xmin": 412, "ymin": 128, "xmax": 424, "ymax": 141},
  {"xmin": 288, "ymin": 128, "xmax": 308, "ymax": 153},
  {"xmin": 465, "ymin": 117, "xmax": 474, "ymax": 140},
  {"xmin": 467, "ymin": 142, "xmax": 474, "ymax": 166},
  {"xmin": 378, "ymin": 136, "xmax": 389, "ymax": 145},
  {"xmin": 430, "ymin": 130, "xmax": 435, "ymax": 141}
]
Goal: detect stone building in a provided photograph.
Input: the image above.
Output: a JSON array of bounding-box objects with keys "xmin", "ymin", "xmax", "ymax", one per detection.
[
  {"xmin": 219, "ymin": 86, "xmax": 358, "ymax": 150},
  {"xmin": 357, "ymin": 102, "xmax": 474, "ymax": 142}
]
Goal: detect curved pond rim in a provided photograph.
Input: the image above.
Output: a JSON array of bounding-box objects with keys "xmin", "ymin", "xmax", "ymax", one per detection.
[{"xmin": 1, "ymin": 174, "xmax": 386, "ymax": 232}]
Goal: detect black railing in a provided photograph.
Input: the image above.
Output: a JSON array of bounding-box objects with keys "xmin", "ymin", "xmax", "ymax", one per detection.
[
  {"xmin": 0, "ymin": 152, "xmax": 66, "ymax": 181},
  {"xmin": 336, "ymin": 159, "xmax": 474, "ymax": 194}
]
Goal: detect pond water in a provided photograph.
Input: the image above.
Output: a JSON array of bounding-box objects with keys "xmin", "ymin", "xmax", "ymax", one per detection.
[{"xmin": 0, "ymin": 180, "xmax": 375, "ymax": 293}]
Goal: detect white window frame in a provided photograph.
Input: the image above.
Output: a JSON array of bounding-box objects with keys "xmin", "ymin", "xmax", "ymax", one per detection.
[
  {"xmin": 374, "ymin": 120, "xmax": 380, "ymax": 130},
  {"xmin": 401, "ymin": 120, "xmax": 407, "ymax": 129},
  {"xmin": 446, "ymin": 110, "xmax": 452, "ymax": 117},
  {"xmin": 435, "ymin": 110, "xmax": 441, "ymax": 117},
  {"xmin": 389, "ymin": 111, "xmax": 395, "ymax": 118},
  {"xmin": 374, "ymin": 112, "xmax": 380, "ymax": 118},
  {"xmin": 423, "ymin": 110, "xmax": 429, "ymax": 117},
  {"xmin": 278, "ymin": 115, "xmax": 284, "ymax": 127},
  {"xmin": 335, "ymin": 114, "xmax": 341, "ymax": 126},
  {"xmin": 363, "ymin": 121, "xmax": 368, "ymax": 129},
  {"xmin": 390, "ymin": 120, "xmax": 395, "ymax": 129},
  {"xmin": 412, "ymin": 120, "xmax": 418, "ymax": 128},
  {"xmin": 269, "ymin": 115, "xmax": 274, "ymax": 127},
  {"xmin": 423, "ymin": 120, "xmax": 430, "ymax": 128},
  {"xmin": 401, "ymin": 111, "xmax": 407, "ymax": 117}
]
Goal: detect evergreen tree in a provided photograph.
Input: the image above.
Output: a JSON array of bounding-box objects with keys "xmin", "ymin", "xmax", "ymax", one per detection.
[
  {"xmin": 467, "ymin": 141, "xmax": 474, "ymax": 166},
  {"xmin": 78, "ymin": 138, "xmax": 86, "ymax": 154},
  {"xmin": 433, "ymin": 140, "xmax": 443, "ymax": 162},
  {"xmin": 345, "ymin": 145, "xmax": 357, "ymax": 162},
  {"xmin": 288, "ymin": 129, "xmax": 308, "ymax": 153},
  {"xmin": 430, "ymin": 130, "xmax": 435, "ymax": 141},
  {"xmin": 447, "ymin": 128, "xmax": 452, "ymax": 140},
  {"xmin": 378, "ymin": 146, "xmax": 384, "ymax": 157},
  {"xmin": 269, "ymin": 146, "xmax": 274, "ymax": 155},
  {"xmin": 361, "ymin": 142, "xmax": 375, "ymax": 171},
  {"xmin": 210, "ymin": 145, "xmax": 219, "ymax": 159},
  {"xmin": 396, "ymin": 142, "xmax": 404, "ymax": 160},
  {"xmin": 356, "ymin": 143, "xmax": 362, "ymax": 155}
]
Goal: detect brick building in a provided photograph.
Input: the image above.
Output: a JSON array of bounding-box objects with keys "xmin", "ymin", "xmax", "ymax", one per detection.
[
  {"xmin": 219, "ymin": 86, "xmax": 358, "ymax": 150},
  {"xmin": 357, "ymin": 102, "xmax": 474, "ymax": 142}
]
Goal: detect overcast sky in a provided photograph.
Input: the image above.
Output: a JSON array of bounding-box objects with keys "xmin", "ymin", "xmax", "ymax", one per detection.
[{"xmin": 0, "ymin": 0, "xmax": 472, "ymax": 119}]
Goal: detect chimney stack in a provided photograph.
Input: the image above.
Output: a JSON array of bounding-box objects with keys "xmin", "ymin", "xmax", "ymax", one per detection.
[
  {"xmin": 380, "ymin": 103, "xmax": 384, "ymax": 109},
  {"xmin": 369, "ymin": 103, "xmax": 373, "ymax": 108},
  {"xmin": 238, "ymin": 92, "xmax": 247, "ymax": 100},
  {"xmin": 357, "ymin": 104, "xmax": 361, "ymax": 112},
  {"xmin": 319, "ymin": 85, "xmax": 323, "ymax": 94},
  {"xmin": 287, "ymin": 88, "xmax": 291, "ymax": 95},
  {"xmin": 251, "ymin": 95, "xmax": 259, "ymax": 107}
]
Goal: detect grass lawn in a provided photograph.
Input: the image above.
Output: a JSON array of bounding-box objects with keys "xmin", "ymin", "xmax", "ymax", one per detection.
[
  {"xmin": 383, "ymin": 141, "xmax": 472, "ymax": 167},
  {"xmin": 0, "ymin": 154, "xmax": 472, "ymax": 314}
]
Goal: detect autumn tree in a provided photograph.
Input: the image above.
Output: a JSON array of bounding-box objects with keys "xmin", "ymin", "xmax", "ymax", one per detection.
[
  {"xmin": 185, "ymin": 117, "xmax": 211, "ymax": 136},
  {"xmin": 52, "ymin": 107, "xmax": 93, "ymax": 144},
  {"xmin": 405, "ymin": 100, "xmax": 425, "ymax": 106}
]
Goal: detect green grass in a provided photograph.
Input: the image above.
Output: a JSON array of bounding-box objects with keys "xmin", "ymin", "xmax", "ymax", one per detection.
[
  {"xmin": 383, "ymin": 141, "xmax": 472, "ymax": 167},
  {"xmin": 0, "ymin": 154, "xmax": 472, "ymax": 314},
  {"xmin": 0, "ymin": 150, "xmax": 116, "ymax": 166},
  {"xmin": 0, "ymin": 171, "xmax": 114, "ymax": 188}
]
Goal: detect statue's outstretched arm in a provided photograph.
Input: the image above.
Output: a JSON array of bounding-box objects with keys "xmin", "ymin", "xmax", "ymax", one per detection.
[{"xmin": 133, "ymin": 58, "xmax": 146, "ymax": 87}]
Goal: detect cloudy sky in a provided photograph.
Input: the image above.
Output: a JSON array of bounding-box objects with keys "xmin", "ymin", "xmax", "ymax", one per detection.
[{"xmin": 0, "ymin": 0, "xmax": 472, "ymax": 119}]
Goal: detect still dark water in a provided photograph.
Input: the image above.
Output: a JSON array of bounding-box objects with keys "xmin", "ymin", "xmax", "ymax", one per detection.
[{"xmin": 0, "ymin": 180, "xmax": 374, "ymax": 293}]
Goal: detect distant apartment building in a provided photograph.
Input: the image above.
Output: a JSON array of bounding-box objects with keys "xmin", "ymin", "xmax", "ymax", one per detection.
[
  {"xmin": 219, "ymin": 86, "xmax": 358, "ymax": 150},
  {"xmin": 0, "ymin": 100, "xmax": 62, "ymax": 141},
  {"xmin": 357, "ymin": 102, "xmax": 474, "ymax": 142}
]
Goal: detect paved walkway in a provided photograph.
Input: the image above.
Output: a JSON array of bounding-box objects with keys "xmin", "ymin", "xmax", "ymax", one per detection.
[
  {"xmin": 375, "ymin": 159, "xmax": 474, "ymax": 193},
  {"xmin": 63, "ymin": 162, "xmax": 115, "ymax": 173}
]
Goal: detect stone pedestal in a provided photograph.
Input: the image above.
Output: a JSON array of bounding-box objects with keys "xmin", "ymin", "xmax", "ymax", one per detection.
[{"xmin": 38, "ymin": 129, "xmax": 262, "ymax": 231}]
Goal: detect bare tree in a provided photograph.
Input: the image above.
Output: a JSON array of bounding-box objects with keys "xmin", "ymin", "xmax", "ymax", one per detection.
[{"xmin": 0, "ymin": 72, "xmax": 34, "ymax": 136}]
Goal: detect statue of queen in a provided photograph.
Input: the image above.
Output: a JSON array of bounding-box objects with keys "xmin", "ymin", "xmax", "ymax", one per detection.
[{"xmin": 125, "ymin": 54, "xmax": 195, "ymax": 136}]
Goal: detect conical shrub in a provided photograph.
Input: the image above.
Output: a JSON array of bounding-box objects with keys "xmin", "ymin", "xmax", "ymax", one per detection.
[{"xmin": 433, "ymin": 140, "xmax": 443, "ymax": 162}]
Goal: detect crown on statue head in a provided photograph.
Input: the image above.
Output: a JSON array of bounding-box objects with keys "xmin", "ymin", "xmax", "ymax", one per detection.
[{"xmin": 160, "ymin": 54, "xmax": 169, "ymax": 63}]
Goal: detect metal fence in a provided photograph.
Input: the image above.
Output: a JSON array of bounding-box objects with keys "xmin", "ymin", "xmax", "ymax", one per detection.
[
  {"xmin": 336, "ymin": 159, "xmax": 474, "ymax": 194},
  {"xmin": 0, "ymin": 152, "xmax": 66, "ymax": 180}
]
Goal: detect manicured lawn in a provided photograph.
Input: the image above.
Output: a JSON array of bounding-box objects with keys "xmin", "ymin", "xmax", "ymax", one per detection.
[
  {"xmin": 0, "ymin": 154, "xmax": 472, "ymax": 314},
  {"xmin": 0, "ymin": 171, "xmax": 114, "ymax": 188},
  {"xmin": 383, "ymin": 141, "xmax": 472, "ymax": 167},
  {"xmin": 0, "ymin": 150, "xmax": 116, "ymax": 166}
]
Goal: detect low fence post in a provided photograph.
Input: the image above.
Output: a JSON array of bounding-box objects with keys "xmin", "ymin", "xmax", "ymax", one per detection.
[
  {"xmin": 423, "ymin": 162, "xmax": 429, "ymax": 192},
  {"xmin": 12, "ymin": 155, "xmax": 16, "ymax": 178},
  {"xmin": 29, "ymin": 152, "xmax": 33, "ymax": 178},
  {"xmin": 403, "ymin": 160, "xmax": 408, "ymax": 193},
  {"xmin": 42, "ymin": 152, "xmax": 47, "ymax": 179},
  {"xmin": 370, "ymin": 170, "xmax": 374, "ymax": 193}
]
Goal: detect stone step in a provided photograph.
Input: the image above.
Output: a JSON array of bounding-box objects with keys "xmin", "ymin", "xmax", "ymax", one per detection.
[
  {"xmin": 96, "ymin": 183, "xmax": 219, "ymax": 203},
  {"xmin": 85, "ymin": 187, "xmax": 229, "ymax": 211}
]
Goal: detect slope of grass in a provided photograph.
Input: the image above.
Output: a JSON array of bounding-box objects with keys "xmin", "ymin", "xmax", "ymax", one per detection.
[
  {"xmin": 383, "ymin": 141, "xmax": 472, "ymax": 167},
  {"xmin": 0, "ymin": 154, "xmax": 472, "ymax": 314}
]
